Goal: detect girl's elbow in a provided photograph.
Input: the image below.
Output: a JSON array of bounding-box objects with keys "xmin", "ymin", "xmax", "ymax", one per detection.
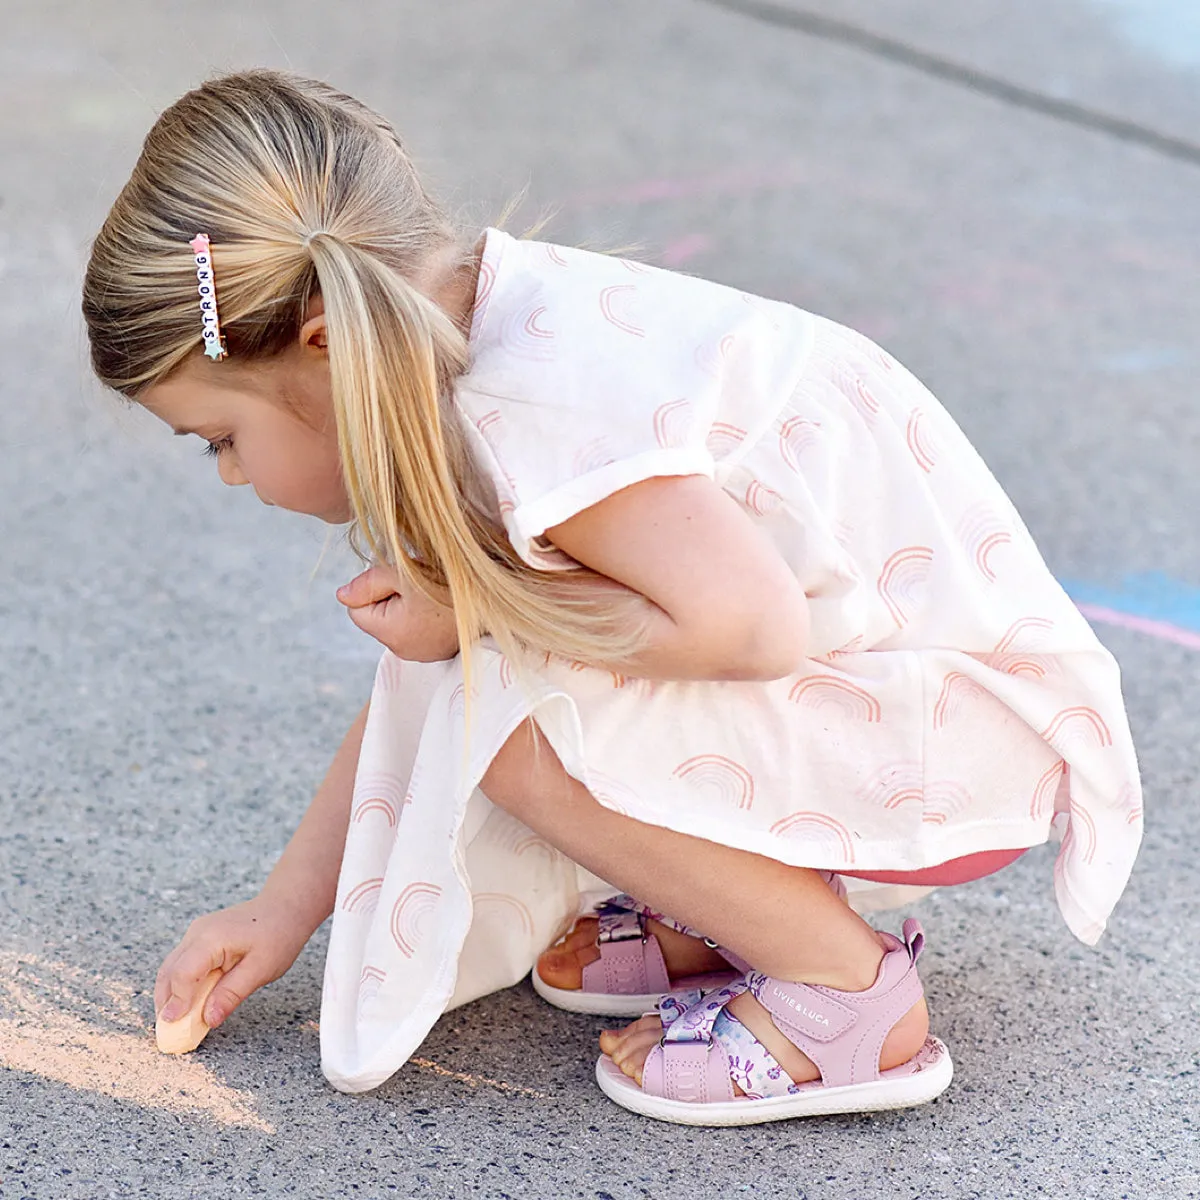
[{"xmin": 725, "ymin": 602, "xmax": 811, "ymax": 682}]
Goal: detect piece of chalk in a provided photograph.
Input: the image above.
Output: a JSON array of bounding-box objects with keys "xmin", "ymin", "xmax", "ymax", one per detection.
[{"xmin": 155, "ymin": 969, "xmax": 223, "ymax": 1055}]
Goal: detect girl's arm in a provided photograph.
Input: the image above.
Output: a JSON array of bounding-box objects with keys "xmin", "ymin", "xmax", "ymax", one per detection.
[
  {"xmin": 155, "ymin": 702, "xmax": 368, "ymax": 1030},
  {"xmin": 257, "ymin": 699, "xmax": 369, "ymax": 931},
  {"xmin": 545, "ymin": 474, "xmax": 810, "ymax": 682}
]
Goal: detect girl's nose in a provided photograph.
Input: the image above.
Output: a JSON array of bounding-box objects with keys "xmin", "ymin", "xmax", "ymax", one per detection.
[{"xmin": 217, "ymin": 453, "xmax": 249, "ymax": 488}]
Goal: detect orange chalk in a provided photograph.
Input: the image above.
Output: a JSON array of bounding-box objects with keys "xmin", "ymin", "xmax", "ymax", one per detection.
[{"xmin": 155, "ymin": 969, "xmax": 222, "ymax": 1055}]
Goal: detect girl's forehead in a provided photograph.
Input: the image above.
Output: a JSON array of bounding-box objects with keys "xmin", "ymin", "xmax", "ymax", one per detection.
[{"xmin": 141, "ymin": 368, "xmax": 250, "ymax": 429}]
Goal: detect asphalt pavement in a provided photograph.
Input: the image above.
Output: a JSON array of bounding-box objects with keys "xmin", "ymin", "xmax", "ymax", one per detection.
[{"xmin": 1, "ymin": 2, "xmax": 1198, "ymax": 1197}]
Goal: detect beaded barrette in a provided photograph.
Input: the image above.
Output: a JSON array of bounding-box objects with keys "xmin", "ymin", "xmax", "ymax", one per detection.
[{"xmin": 189, "ymin": 234, "xmax": 228, "ymax": 362}]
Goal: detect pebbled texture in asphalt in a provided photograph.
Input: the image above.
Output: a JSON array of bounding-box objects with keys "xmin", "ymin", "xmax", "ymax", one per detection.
[{"xmin": 1, "ymin": 2, "xmax": 1197, "ymax": 1197}]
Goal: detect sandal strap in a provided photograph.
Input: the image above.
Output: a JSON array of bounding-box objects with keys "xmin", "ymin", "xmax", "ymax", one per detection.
[
  {"xmin": 747, "ymin": 918, "xmax": 926, "ymax": 1089},
  {"xmin": 639, "ymin": 918, "xmax": 929, "ymax": 1101},
  {"xmin": 641, "ymin": 980, "xmax": 746, "ymax": 1103},
  {"xmin": 580, "ymin": 906, "xmax": 671, "ymax": 995}
]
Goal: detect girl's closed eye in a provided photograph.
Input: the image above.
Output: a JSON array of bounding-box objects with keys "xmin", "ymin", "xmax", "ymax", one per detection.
[{"xmin": 203, "ymin": 436, "xmax": 233, "ymax": 458}]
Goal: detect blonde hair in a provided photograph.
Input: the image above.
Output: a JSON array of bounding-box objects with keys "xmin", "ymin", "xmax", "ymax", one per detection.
[{"xmin": 83, "ymin": 70, "xmax": 650, "ymax": 697}]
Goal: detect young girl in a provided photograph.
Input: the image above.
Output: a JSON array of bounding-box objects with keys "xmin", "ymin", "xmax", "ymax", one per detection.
[{"xmin": 83, "ymin": 70, "xmax": 1142, "ymax": 1125}]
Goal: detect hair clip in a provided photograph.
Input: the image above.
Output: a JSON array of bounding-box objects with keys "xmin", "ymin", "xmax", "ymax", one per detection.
[{"xmin": 189, "ymin": 234, "xmax": 228, "ymax": 362}]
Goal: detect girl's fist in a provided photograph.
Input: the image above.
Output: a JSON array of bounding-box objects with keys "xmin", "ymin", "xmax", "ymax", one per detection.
[{"xmin": 337, "ymin": 565, "xmax": 460, "ymax": 662}]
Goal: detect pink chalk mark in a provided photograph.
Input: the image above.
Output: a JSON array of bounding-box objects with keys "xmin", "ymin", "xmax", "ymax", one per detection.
[
  {"xmin": 660, "ymin": 233, "xmax": 712, "ymax": 268},
  {"xmin": 566, "ymin": 166, "xmax": 808, "ymax": 209},
  {"xmin": 1075, "ymin": 603, "xmax": 1200, "ymax": 651}
]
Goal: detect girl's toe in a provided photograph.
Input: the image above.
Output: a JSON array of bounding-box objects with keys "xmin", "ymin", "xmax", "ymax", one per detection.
[
  {"xmin": 562, "ymin": 918, "xmax": 599, "ymax": 950},
  {"xmin": 536, "ymin": 942, "xmax": 600, "ymax": 989}
]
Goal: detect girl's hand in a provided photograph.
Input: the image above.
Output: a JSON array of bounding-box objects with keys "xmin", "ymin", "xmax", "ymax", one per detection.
[
  {"xmin": 337, "ymin": 565, "xmax": 461, "ymax": 662},
  {"xmin": 154, "ymin": 896, "xmax": 312, "ymax": 1030}
]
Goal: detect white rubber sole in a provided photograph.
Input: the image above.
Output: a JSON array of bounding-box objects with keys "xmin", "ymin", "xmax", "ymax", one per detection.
[
  {"xmin": 532, "ymin": 968, "xmax": 660, "ymax": 1017},
  {"xmin": 595, "ymin": 1036, "xmax": 954, "ymax": 1125},
  {"xmin": 531, "ymin": 967, "xmax": 740, "ymax": 1018}
]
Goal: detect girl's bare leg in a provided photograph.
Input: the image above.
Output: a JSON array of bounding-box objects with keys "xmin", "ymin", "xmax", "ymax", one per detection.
[{"xmin": 480, "ymin": 720, "xmax": 928, "ymax": 1087}]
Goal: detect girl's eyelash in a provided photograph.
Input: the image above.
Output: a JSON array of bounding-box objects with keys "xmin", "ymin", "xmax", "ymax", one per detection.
[{"xmin": 202, "ymin": 437, "xmax": 233, "ymax": 458}]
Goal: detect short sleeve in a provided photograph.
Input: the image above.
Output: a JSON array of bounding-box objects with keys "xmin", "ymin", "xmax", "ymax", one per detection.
[{"xmin": 453, "ymin": 231, "xmax": 810, "ymax": 569}]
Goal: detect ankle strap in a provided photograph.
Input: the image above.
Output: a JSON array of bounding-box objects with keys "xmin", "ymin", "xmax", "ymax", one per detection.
[{"xmin": 747, "ymin": 919, "xmax": 926, "ymax": 1088}]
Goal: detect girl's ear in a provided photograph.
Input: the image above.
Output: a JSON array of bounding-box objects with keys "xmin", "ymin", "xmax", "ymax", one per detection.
[{"xmin": 300, "ymin": 295, "xmax": 328, "ymax": 353}]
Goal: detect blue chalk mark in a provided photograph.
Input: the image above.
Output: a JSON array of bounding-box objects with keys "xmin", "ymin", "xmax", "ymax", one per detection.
[
  {"xmin": 1089, "ymin": 1, "xmax": 1200, "ymax": 69},
  {"xmin": 1059, "ymin": 571, "xmax": 1200, "ymax": 633},
  {"xmin": 1096, "ymin": 347, "xmax": 1189, "ymax": 374}
]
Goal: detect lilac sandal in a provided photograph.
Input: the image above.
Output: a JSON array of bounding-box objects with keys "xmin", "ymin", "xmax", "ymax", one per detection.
[
  {"xmin": 532, "ymin": 895, "xmax": 741, "ymax": 1017},
  {"xmin": 596, "ymin": 918, "xmax": 953, "ymax": 1124}
]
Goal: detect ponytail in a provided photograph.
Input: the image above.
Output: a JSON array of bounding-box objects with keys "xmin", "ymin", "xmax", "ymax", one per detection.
[
  {"xmin": 306, "ymin": 232, "xmax": 651, "ymax": 703},
  {"xmin": 83, "ymin": 69, "xmax": 652, "ymax": 708}
]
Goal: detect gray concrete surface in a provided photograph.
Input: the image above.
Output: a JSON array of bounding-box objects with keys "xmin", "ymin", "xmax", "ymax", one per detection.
[{"xmin": 2, "ymin": 2, "xmax": 1198, "ymax": 1197}]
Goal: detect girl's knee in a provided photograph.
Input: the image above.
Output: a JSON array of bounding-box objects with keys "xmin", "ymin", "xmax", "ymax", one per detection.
[{"xmin": 479, "ymin": 717, "xmax": 559, "ymax": 816}]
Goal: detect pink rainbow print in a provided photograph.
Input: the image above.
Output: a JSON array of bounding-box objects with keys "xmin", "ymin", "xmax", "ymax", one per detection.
[
  {"xmin": 995, "ymin": 616, "xmax": 1056, "ymax": 653},
  {"xmin": 931, "ymin": 671, "xmax": 989, "ymax": 729},
  {"xmin": 672, "ymin": 754, "xmax": 755, "ymax": 811},
  {"xmin": 352, "ymin": 772, "xmax": 409, "ymax": 820},
  {"xmin": 877, "ymin": 546, "xmax": 934, "ymax": 627},
  {"xmin": 920, "ymin": 781, "xmax": 974, "ymax": 825},
  {"xmin": 1067, "ymin": 801, "xmax": 1098, "ymax": 865},
  {"xmin": 544, "ymin": 244, "xmax": 570, "ymax": 267},
  {"xmin": 706, "ymin": 421, "xmax": 747, "ymax": 458},
  {"xmin": 653, "ymin": 399, "xmax": 694, "ymax": 449},
  {"xmin": 788, "ymin": 675, "xmax": 882, "ymax": 722},
  {"xmin": 375, "ymin": 653, "xmax": 404, "ymax": 694},
  {"xmin": 851, "ymin": 377, "xmax": 881, "ymax": 421},
  {"xmin": 448, "ymin": 683, "xmax": 467, "ymax": 720},
  {"xmin": 860, "ymin": 762, "xmax": 922, "ymax": 809},
  {"xmin": 1040, "ymin": 706, "xmax": 1113, "ymax": 751},
  {"xmin": 973, "ymin": 650, "xmax": 1057, "ymax": 679},
  {"xmin": 778, "ymin": 416, "xmax": 822, "ymax": 473},
  {"xmin": 473, "ymin": 892, "xmax": 536, "ymax": 937},
  {"xmin": 391, "ymin": 882, "xmax": 443, "ymax": 958},
  {"xmin": 357, "ymin": 965, "xmax": 386, "ymax": 1017},
  {"xmin": 524, "ymin": 306, "xmax": 554, "ymax": 340},
  {"xmin": 474, "ymin": 410, "xmax": 507, "ymax": 454},
  {"xmin": 906, "ymin": 409, "xmax": 938, "ymax": 472},
  {"xmin": 572, "ymin": 437, "xmax": 618, "ymax": 475},
  {"xmin": 957, "ymin": 505, "xmax": 1013, "ymax": 583},
  {"xmin": 1029, "ymin": 760, "xmax": 1066, "ymax": 820},
  {"xmin": 1117, "ymin": 782, "xmax": 1142, "ymax": 824},
  {"xmin": 342, "ymin": 877, "xmax": 384, "ymax": 916},
  {"xmin": 599, "ymin": 285, "xmax": 645, "ymax": 337},
  {"xmin": 828, "ymin": 635, "xmax": 865, "ymax": 658},
  {"xmin": 619, "ymin": 258, "xmax": 651, "ymax": 275},
  {"xmin": 585, "ymin": 771, "xmax": 640, "ymax": 816},
  {"xmin": 475, "ymin": 261, "xmax": 496, "ymax": 313},
  {"xmin": 863, "ymin": 340, "xmax": 895, "ymax": 372},
  {"xmin": 695, "ymin": 333, "xmax": 736, "ymax": 378},
  {"xmin": 744, "ymin": 479, "xmax": 783, "ymax": 516},
  {"xmin": 567, "ymin": 659, "xmax": 627, "ymax": 688},
  {"xmin": 768, "ymin": 811, "xmax": 856, "ymax": 863},
  {"xmin": 500, "ymin": 306, "xmax": 556, "ymax": 361},
  {"xmin": 352, "ymin": 796, "xmax": 399, "ymax": 828},
  {"xmin": 513, "ymin": 834, "xmax": 558, "ymax": 863},
  {"xmin": 498, "ymin": 656, "xmax": 515, "ymax": 689}
]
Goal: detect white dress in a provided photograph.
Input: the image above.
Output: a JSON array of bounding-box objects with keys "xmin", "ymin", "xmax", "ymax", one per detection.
[{"xmin": 319, "ymin": 229, "xmax": 1143, "ymax": 1093}]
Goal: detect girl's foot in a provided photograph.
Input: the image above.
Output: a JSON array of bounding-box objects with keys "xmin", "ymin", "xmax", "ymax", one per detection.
[
  {"xmin": 595, "ymin": 920, "xmax": 950, "ymax": 1124},
  {"xmin": 537, "ymin": 915, "xmax": 729, "ymax": 990},
  {"xmin": 597, "ymin": 944, "xmax": 930, "ymax": 1094}
]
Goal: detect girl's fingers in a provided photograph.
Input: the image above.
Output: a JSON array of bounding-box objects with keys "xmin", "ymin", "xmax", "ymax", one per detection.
[
  {"xmin": 157, "ymin": 944, "xmax": 234, "ymax": 1022},
  {"xmin": 202, "ymin": 958, "xmax": 264, "ymax": 1028},
  {"xmin": 345, "ymin": 596, "xmax": 401, "ymax": 645},
  {"xmin": 153, "ymin": 956, "xmax": 177, "ymax": 1014},
  {"xmin": 337, "ymin": 565, "xmax": 401, "ymax": 608}
]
